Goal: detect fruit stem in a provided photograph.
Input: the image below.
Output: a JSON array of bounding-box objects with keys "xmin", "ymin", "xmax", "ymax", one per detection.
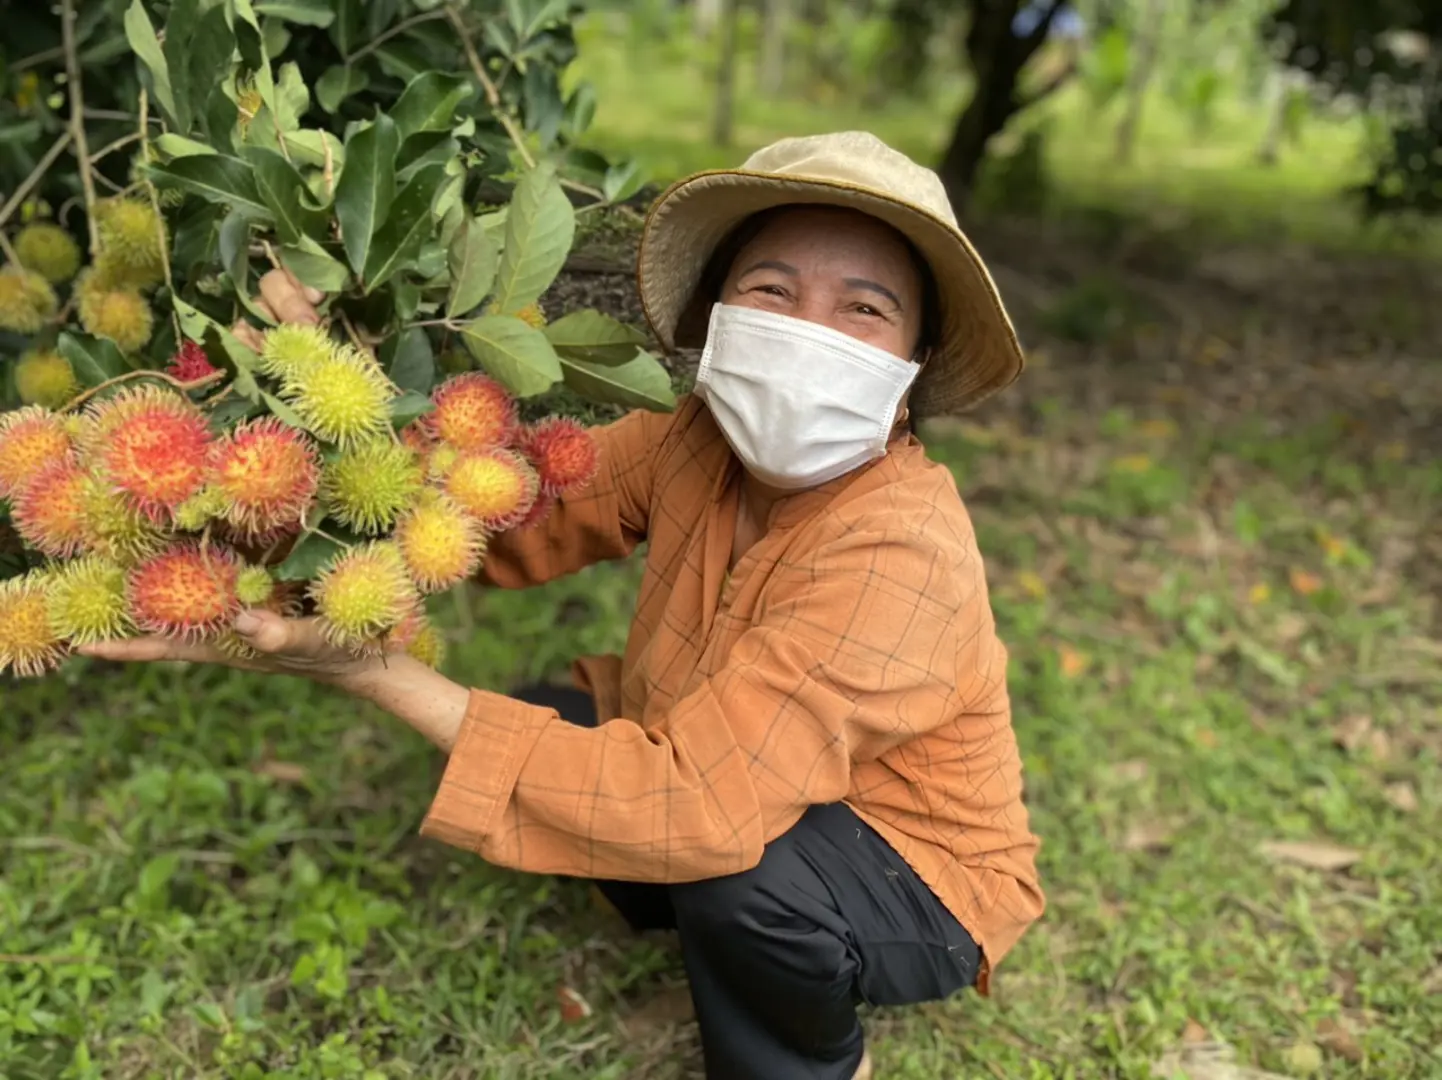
[
  {"xmin": 0, "ymin": 229, "xmax": 17, "ymax": 268},
  {"xmin": 445, "ymin": 5, "xmax": 537, "ymax": 171},
  {"xmin": 138, "ymin": 87, "xmax": 181, "ymax": 343},
  {"xmin": 64, "ymin": 368, "xmax": 226, "ymax": 412},
  {"xmin": 61, "ymin": 0, "xmax": 100, "ymax": 257}
]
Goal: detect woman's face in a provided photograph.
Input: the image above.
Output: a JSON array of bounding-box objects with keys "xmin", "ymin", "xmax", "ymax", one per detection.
[{"xmin": 718, "ymin": 206, "xmax": 926, "ymax": 364}]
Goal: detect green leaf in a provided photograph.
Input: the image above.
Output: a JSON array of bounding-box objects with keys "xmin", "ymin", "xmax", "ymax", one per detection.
[
  {"xmin": 382, "ymin": 329, "xmax": 435, "ymax": 394},
  {"xmin": 172, "ymin": 4, "xmax": 235, "ymax": 139},
  {"xmin": 137, "ymin": 853, "xmax": 180, "ymax": 903},
  {"xmin": 543, "ymin": 310, "xmax": 647, "ymax": 364},
  {"xmin": 362, "ymin": 161, "xmax": 447, "ymax": 294},
  {"xmin": 254, "ymin": 0, "xmax": 335, "ymax": 25},
  {"xmin": 152, "ymin": 134, "xmax": 216, "ymax": 160},
  {"xmin": 285, "ymin": 130, "xmax": 345, "ymax": 173},
  {"xmin": 491, "ymin": 162, "xmax": 575, "ymax": 314},
  {"xmin": 396, "ymin": 132, "xmax": 460, "ymax": 183},
  {"xmin": 335, "ymin": 114, "xmax": 399, "ymax": 276},
  {"xmin": 389, "ymin": 391, "xmax": 435, "ymax": 427},
  {"xmin": 273, "ymin": 62, "xmax": 310, "ymax": 133},
  {"xmin": 261, "ymin": 390, "xmax": 308, "ymax": 430},
  {"xmin": 280, "ymin": 236, "xmax": 350, "ymax": 293},
  {"xmin": 563, "ymin": 81, "xmax": 597, "ymax": 140},
  {"xmin": 603, "ymin": 158, "xmax": 647, "ymax": 205},
  {"xmin": 329, "ymin": 0, "xmax": 362, "ymax": 53},
  {"xmin": 148, "ymin": 155, "xmax": 270, "ymax": 219},
  {"xmin": 316, "ymin": 65, "xmax": 368, "ymax": 114},
  {"xmin": 124, "ymin": 0, "xmax": 179, "ymax": 130},
  {"xmin": 559, "ymin": 348, "xmax": 676, "ymax": 411},
  {"xmin": 459, "ymin": 315, "xmax": 562, "ymax": 398},
  {"xmin": 447, "ymin": 217, "xmax": 499, "ymax": 318},
  {"xmin": 218, "ymin": 211, "xmax": 252, "ymax": 288},
  {"xmin": 243, "ymin": 147, "xmax": 328, "ymax": 243},
  {"xmin": 58, "ymin": 333, "xmax": 127, "ymax": 388},
  {"xmin": 390, "ymin": 72, "xmax": 474, "ymax": 141},
  {"xmin": 274, "ymin": 530, "xmax": 345, "ymax": 582}
]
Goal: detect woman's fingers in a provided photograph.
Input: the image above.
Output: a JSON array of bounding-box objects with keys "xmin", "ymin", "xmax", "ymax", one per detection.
[
  {"xmin": 78, "ymin": 636, "xmax": 226, "ymax": 665},
  {"xmin": 258, "ymin": 268, "xmax": 321, "ymax": 326}
]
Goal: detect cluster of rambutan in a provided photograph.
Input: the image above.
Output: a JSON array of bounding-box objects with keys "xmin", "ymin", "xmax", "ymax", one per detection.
[{"xmin": 0, "ymin": 325, "xmax": 600, "ymax": 681}]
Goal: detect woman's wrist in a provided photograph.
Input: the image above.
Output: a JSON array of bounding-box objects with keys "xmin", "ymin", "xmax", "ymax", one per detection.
[{"xmin": 337, "ymin": 652, "xmax": 472, "ymax": 753}]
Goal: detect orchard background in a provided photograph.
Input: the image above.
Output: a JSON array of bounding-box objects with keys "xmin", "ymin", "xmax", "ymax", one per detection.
[{"xmin": 1, "ymin": 1, "xmax": 1439, "ymax": 1078}]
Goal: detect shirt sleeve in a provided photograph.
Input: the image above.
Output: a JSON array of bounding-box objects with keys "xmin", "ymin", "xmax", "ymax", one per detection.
[
  {"xmin": 478, "ymin": 404, "xmax": 673, "ymax": 590},
  {"xmin": 420, "ymin": 521, "xmax": 1008, "ymax": 882}
]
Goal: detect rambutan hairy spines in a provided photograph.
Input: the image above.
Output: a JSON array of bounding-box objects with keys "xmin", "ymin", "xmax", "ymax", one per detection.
[
  {"xmin": 46, "ymin": 555, "xmax": 133, "ymax": 646},
  {"xmin": 309, "ymin": 541, "xmax": 419, "ymax": 652},
  {"xmin": 15, "ymin": 349, "xmax": 79, "ymax": 408},
  {"xmin": 0, "ymin": 406, "xmax": 74, "ymax": 499},
  {"xmin": 395, "ymin": 492, "xmax": 485, "ymax": 593},
  {"xmin": 280, "ymin": 347, "xmax": 395, "ymax": 447},
  {"xmin": 260, "ymin": 323, "xmax": 336, "ymax": 382},
  {"xmin": 0, "ymin": 265, "xmax": 59, "ymax": 334},
  {"xmin": 516, "ymin": 492, "xmax": 557, "ymax": 532},
  {"xmin": 127, "ymin": 542, "xmax": 243, "ymax": 642},
  {"xmin": 211, "ymin": 417, "xmax": 321, "ymax": 539},
  {"xmin": 236, "ymin": 565, "xmax": 275, "ymax": 606},
  {"xmin": 442, "ymin": 448, "xmax": 539, "ymax": 532},
  {"xmin": 321, "ymin": 439, "xmax": 423, "ymax": 534},
  {"xmin": 13, "ymin": 459, "xmax": 91, "ymax": 558},
  {"xmin": 94, "ymin": 197, "xmax": 167, "ymax": 289},
  {"xmin": 0, "ymin": 571, "xmax": 66, "ymax": 677},
  {"xmin": 166, "ymin": 340, "xmax": 220, "ymax": 383},
  {"xmin": 80, "ymin": 479, "xmax": 166, "ymax": 564},
  {"xmin": 405, "ymin": 620, "xmax": 446, "ymax": 669},
  {"xmin": 427, "ymin": 373, "xmax": 518, "ymax": 451},
  {"xmin": 520, "ymin": 417, "xmax": 600, "ymax": 497},
  {"xmin": 88, "ymin": 386, "xmax": 213, "ymax": 522}
]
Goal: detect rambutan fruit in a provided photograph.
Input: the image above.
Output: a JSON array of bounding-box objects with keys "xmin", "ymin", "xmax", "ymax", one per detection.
[
  {"xmin": 127, "ymin": 542, "xmax": 243, "ymax": 642},
  {"xmin": 0, "ymin": 265, "xmax": 58, "ymax": 334},
  {"xmin": 424, "ymin": 443, "xmax": 460, "ymax": 483},
  {"xmin": 395, "ymin": 491, "xmax": 484, "ymax": 592},
  {"xmin": 46, "ymin": 555, "xmax": 133, "ymax": 646},
  {"xmin": 442, "ymin": 448, "xmax": 539, "ymax": 532},
  {"xmin": 426, "ymin": 373, "xmax": 518, "ymax": 452},
  {"xmin": 260, "ymin": 323, "xmax": 335, "ymax": 382},
  {"xmin": 405, "ymin": 620, "xmax": 446, "ymax": 669},
  {"xmin": 309, "ymin": 541, "xmax": 419, "ymax": 652},
  {"xmin": 0, "ymin": 406, "xmax": 74, "ymax": 498},
  {"xmin": 14, "ymin": 349, "xmax": 79, "ymax": 408},
  {"xmin": 94, "ymin": 197, "xmax": 166, "ymax": 290},
  {"xmin": 399, "ymin": 421, "xmax": 435, "ymax": 456},
  {"xmin": 515, "ymin": 492, "xmax": 556, "ymax": 532},
  {"xmin": 280, "ymin": 347, "xmax": 395, "ymax": 447},
  {"xmin": 0, "ymin": 571, "xmax": 65, "ymax": 677},
  {"xmin": 211, "ymin": 417, "xmax": 320, "ymax": 539},
  {"xmin": 15, "ymin": 222, "xmax": 81, "ymax": 285},
  {"xmin": 76, "ymin": 271, "xmax": 153, "ymax": 352},
  {"xmin": 486, "ymin": 299, "xmax": 547, "ymax": 329},
  {"xmin": 166, "ymin": 340, "xmax": 220, "ymax": 383},
  {"xmin": 519, "ymin": 417, "xmax": 600, "ymax": 497},
  {"xmin": 172, "ymin": 486, "xmax": 226, "ymax": 532},
  {"xmin": 320, "ymin": 439, "xmax": 422, "ymax": 534},
  {"xmin": 235, "ymin": 565, "xmax": 275, "ymax": 605},
  {"xmin": 13, "ymin": 459, "xmax": 90, "ymax": 558},
  {"xmin": 88, "ymin": 386, "xmax": 213, "ymax": 521},
  {"xmin": 80, "ymin": 479, "xmax": 166, "ymax": 564}
]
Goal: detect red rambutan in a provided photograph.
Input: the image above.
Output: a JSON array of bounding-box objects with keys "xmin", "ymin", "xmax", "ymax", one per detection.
[
  {"xmin": 12, "ymin": 458, "xmax": 91, "ymax": 558},
  {"xmin": 165, "ymin": 340, "xmax": 220, "ymax": 383},
  {"xmin": 88, "ymin": 386, "xmax": 214, "ymax": 522},
  {"xmin": 127, "ymin": 542, "xmax": 243, "ymax": 641},
  {"xmin": 210, "ymin": 417, "xmax": 321, "ymax": 540},
  {"xmin": 519, "ymin": 417, "xmax": 600, "ymax": 497},
  {"xmin": 427, "ymin": 374, "xmax": 518, "ymax": 452}
]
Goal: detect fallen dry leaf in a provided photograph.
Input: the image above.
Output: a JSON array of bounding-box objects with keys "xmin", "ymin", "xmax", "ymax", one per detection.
[
  {"xmin": 1182, "ymin": 1018, "xmax": 1209, "ymax": 1044},
  {"xmin": 1315, "ymin": 1017, "xmax": 1363, "ymax": 1063},
  {"xmin": 1289, "ymin": 567, "xmax": 1324, "ymax": 596},
  {"xmin": 1112, "ymin": 453, "xmax": 1154, "ymax": 474},
  {"xmin": 1273, "ymin": 613, "xmax": 1309, "ymax": 644},
  {"xmin": 1194, "ymin": 728, "xmax": 1219, "ymax": 749},
  {"xmin": 1139, "ymin": 418, "xmax": 1179, "ymax": 440},
  {"xmin": 1123, "ymin": 821, "xmax": 1174, "ymax": 853},
  {"xmin": 1283, "ymin": 1040, "xmax": 1324, "ymax": 1076},
  {"xmin": 556, "ymin": 984, "xmax": 593, "ymax": 1023},
  {"xmin": 1058, "ymin": 645, "xmax": 1090, "ymax": 679},
  {"xmin": 1153, "ymin": 1040, "xmax": 1293, "ymax": 1080},
  {"xmin": 1383, "ymin": 781, "xmax": 1418, "ymax": 813},
  {"xmin": 1258, "ymin": 840, "xmax": 1363, "ymax": 872},
  {"xmin": 1332, "ymin": 715, "xmax": 1374, "ymax": 754},
  {"xmin": 619, "ymin": 982, "xmax": 696, "ymax": 1037},
  {"xmin": 1111, "ymin": 759, "xmax": 1151, "ymax": 784},
  {"xmin": 254, "ymin": 760, "xmax": 309, "ymax": 785}
]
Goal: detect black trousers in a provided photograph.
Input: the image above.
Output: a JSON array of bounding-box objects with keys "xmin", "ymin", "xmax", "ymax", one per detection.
[{"xmin": 513, "ymin": 684, "xmax": 982, "ymax": 1080}]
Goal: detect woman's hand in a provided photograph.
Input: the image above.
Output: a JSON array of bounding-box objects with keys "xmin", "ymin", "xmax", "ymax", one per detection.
[
  {"xmin": 230, "ymin": 266, "xmax": 325, "ymax": 352},
  {"xmin": 77, "ymin": 609, "xmax": 381, "ymax": 686}
]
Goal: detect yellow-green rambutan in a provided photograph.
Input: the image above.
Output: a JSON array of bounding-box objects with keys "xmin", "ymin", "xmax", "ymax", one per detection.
[
  {"xmin": 280, "ymin": 346, "xmax": 395, "ymax": 447},
  {"xmin": 93, "ymin": 197, "xmax": 166, "ymax": 290},
  {"xmin": 46, "ymin": 555, "xmax": 133, "ymax": 646},
  {"xmin": 172, "ymin": 486, "xmax": 227, "ymax": 532},
  {"xmin": 15, "ymin": 222, "xmax": 81, "ymax": 285},
  {"xmin": 14, "ymin": 349, "xmax": 79, "ymax": 408},
  {"xmin": 0, "ymin": 571, "xmax": 66, "ymax": 677},
  {"xmin": 0, "ymin": 406, "xmax": 74, "ymax": 499},
  {"xmin": 13, "ymin": 458, "xmax": 90, "ymax": 558},
  {"xmin": 405, "ymin": 619, "xmax": 446, "ymax": 669},
  {"xmin": 0, "ymin": 265, "xmax": 58, "ymax": 334},
  {"xmin": 235, "ymin": 565, "xmax": 275, "ymax": 606},
  {"xmin": 79, "ymin": 478, "xmax": 167, "ymax": 564},
  {"xmin": 259, "ymin": 323, "xmax": 336, "ymax": 382},
  {"xmin": 210, "ymin": 417, "xmax": 321, "ymax": 540},
  {"xmin": 76, "ymin": 270, "xmax": 153, "ymax": 352},
  {"xmin": 443, "ymin": 448, "xmax": 539, "ymax": 532},
  {"xmin": 394, "ymin": 490, "xmax": 484, "ymax": 592},
  {"xmin": 309, "ymin": 541, "xmax": 418, "ymax": 652},
  {"xmin": 127, "ymin": 542, "xmax": 243, "ymax": 642},
  {"xmin": 485, "ymin": 299, "xmax": 547, "ymax": 329},
  {"xmin": 426, "ymin": 373, "xmax": 518, "ymax": 452},
  {"xmin": 87, "ymin": 386, "xmax": 213, "ymax": 522},
  {"xmin": 320, "ymin": 439, "xmax": 422, "ymax": 534}
]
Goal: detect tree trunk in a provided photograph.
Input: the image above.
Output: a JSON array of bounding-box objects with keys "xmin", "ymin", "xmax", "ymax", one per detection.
[
  {"xmin": 1114, "ymin": 0, "xmax": 1165, "ymax": 164},
  {"xmin": 711, "ymin": 0, "xmax": 740, "ymax": 146},
  {"xmin": 1255, "ymin": 68, "xmax": 1296, "ymax": 166},
  {"xmin": 759, "ymin": 0, "xmax": 790, "ymax": 96},
  {"xmin": 694, "ymin": 0, "xmax": 724, "ymax": 39}
]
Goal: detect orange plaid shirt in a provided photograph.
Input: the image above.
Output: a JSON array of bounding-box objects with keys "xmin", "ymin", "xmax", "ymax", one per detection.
[{"xmin": 420, "ymin": 396, "xmax": 1044, "ymax": 990}]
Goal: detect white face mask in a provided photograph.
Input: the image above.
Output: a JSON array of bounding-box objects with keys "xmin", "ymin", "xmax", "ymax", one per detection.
[{"xmin": 694, "ymin": 303, "xmax": 920, "ymax": 491}]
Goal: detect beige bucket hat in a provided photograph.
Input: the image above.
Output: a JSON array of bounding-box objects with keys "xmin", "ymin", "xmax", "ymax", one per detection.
[{"xmin": 636, "ymin": 130, "xmax": 1025, "ymax": 416}]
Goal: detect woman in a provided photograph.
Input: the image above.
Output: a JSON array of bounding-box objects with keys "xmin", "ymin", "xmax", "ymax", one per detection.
[{"xmin": 85, "ymin": 131, "xmax": 1044, "ymax": 1080}]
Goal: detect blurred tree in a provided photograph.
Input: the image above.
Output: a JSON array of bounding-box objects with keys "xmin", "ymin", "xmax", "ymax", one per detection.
[
  {"xmin": 1267, "ymin": 0, "xmax": 1441, "ymax": 214},
  {"xmin": 1112, "ymin": 0, "xmax": 1163, "ymax": 162},
  {"xmin": 712, "ymin": 0, "xmax": 741, "ymax": 144},
  {"xmin": 759, "ymin": 0, "xmax": 792, "ymax": 95}
]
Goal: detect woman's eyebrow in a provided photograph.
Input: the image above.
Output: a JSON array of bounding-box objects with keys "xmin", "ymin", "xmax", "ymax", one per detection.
[
  {"xmin": 738, "ymin": 259, "xmax": 799, "ymax": 277},
  {"xmin": 843, "ymin": 277, "xmax": 902, "ymax": 308}
]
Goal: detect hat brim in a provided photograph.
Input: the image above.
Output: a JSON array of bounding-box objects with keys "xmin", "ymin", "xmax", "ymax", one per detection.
[{"xmin": 636, "ymin": 169, "xmax": 1025, "ymax": 416}]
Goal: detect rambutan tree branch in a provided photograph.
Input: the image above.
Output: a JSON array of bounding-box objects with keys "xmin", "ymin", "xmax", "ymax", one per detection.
[
  {"xmin": 0, "ymin": 132, "xmax": 73, "ymax": 235},
  {"xmin": 61, "ymin": 0, "xmax": 101, "ymax": 256},
  {"xmin": 63, "ymin": 368, "xmax": 227, "ymax": 412},
  {"xmin": 137, "ymin": 87, "xmax": 179, "ymax": 339}
]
